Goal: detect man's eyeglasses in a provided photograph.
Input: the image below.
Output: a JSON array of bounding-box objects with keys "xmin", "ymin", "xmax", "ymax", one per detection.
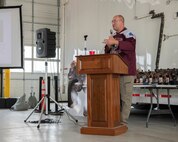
[{"xmin": 112, "ymin": 19, "xmax": 120, "ymax": 23}]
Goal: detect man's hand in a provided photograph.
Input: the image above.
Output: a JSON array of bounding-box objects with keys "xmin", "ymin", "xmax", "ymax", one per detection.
[{"xmin": 103, "ymin": 36, "xmax": 119, "ymax": 47}]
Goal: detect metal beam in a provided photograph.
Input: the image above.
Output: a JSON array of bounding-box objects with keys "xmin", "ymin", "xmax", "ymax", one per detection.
[{"xmin": 149, "ymin": 10, "xmax": 165, "ymax": 70}]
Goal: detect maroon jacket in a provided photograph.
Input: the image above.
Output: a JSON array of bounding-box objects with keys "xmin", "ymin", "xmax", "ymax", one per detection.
[{"xmin": 105, "ymin": 28, "xmax": 136, "ymax": 75}]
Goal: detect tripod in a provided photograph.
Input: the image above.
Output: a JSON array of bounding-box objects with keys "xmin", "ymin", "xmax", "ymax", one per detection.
[{"xmin": 24, "ymin": 59, "xmax": 78, "ymax": 128}]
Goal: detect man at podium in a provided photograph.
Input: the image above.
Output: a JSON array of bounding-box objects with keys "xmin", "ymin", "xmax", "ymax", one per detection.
[{"xmin": 103, "ymin": 15, "xmax": 136, "ymax": 124}]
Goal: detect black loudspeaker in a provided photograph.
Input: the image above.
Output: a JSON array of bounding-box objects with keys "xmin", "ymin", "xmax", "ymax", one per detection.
[{"xmin": 36, "ymin": 28, "xmax": 56, "ymax": 58}]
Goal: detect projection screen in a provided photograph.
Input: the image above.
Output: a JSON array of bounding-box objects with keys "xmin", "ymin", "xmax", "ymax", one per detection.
[{"xmin": 0, "ymin": 6, "xmax": 23, "ymax": 68}]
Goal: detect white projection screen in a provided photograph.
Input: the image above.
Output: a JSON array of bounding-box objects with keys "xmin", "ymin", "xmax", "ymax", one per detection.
[{"xmin": 0, "ymin": 6, "xmax": 23, "ymax": 68}]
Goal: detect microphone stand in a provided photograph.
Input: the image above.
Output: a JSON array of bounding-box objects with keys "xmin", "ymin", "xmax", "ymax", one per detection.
[{"xmin": 84, "ymin": 35, "xmax": 88, "ymax": 55}]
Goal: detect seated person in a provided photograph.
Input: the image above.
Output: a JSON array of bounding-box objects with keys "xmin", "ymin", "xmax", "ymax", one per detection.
[{"xmin": 67, "ymin": 60, "xmax": 87, "ymax": 116}]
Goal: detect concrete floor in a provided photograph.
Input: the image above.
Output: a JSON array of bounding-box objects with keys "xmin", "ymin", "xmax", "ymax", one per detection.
[{"xmin": 0, "ymin": 106, "xmax": 178, "ymax": 142}]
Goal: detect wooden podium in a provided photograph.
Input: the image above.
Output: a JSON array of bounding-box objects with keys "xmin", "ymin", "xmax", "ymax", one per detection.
[{"xmin": 76, "ymin": 54, "xmax": 128, "ymax": 136}]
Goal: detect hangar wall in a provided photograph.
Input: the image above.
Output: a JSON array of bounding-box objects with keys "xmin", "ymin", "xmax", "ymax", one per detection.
[
  {"xmin": 1, "ymin": 0, "xmax": 178, "ymax": 101},
  {"xmin": 62, "ymin": 0, "xmax": 178, "ymax": 71}
]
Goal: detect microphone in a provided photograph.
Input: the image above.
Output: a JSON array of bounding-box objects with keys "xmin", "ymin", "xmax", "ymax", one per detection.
[
  {"xmin": 110, "ymin": 29, "xmax": 113, "ymax": 36},
  {"xmin": 84, "ymin": 35, "xmax": 88, "ymax": 41},
  {"xmin": 110, "ymin": 29, "xmax": 116, "ymax": 49}
]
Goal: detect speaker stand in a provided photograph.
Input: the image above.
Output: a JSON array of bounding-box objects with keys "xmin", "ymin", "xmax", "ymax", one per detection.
[{"xmin": 24, "ymin": 58, "xmax": 78, "ymax": 128}]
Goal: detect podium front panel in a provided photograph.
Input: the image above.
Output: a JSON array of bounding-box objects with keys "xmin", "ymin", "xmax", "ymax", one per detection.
[
  {"xmin": 87, "ymin": 74, "xmax": 120, "ymax": 128},
  {"xmin": 88, "ymin": 74, "xmax": 108, "ymax": 127}
]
